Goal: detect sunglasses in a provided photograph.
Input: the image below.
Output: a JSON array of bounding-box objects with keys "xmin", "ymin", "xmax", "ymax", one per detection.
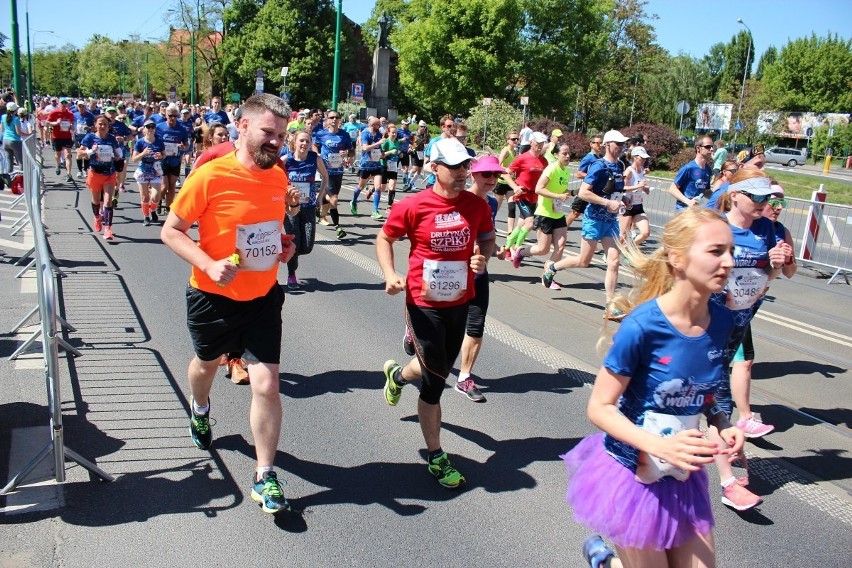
[
  {"xmin": 327, "ymin": 115, "xmax": 340, "ymax": 119},
  {"xmin": 509, "ymin": 137, "xmax": 519, "ymax": 141},
  {"xmin": 474, "ymin": 171, "xmax": 500, "ymax": 178},
  {"xmin": 723, "ymin": 168, "xmax": 737, "ymax": 174},
  {"xmin": 439, "ymin": 161, "xmax": 471, "ymax": 170},
  {"xmin": 610, "ymin": 141, "xmax": 625, "ymax": 146},
  {"xmin": 442, "ymin": 123, "xmax": 455, "ymax": 128},
  {"xmin": 767, "ymin": 198, "xmax": 787, "ymax": 208},
  {"xmin": 700, "ymin": 144, "xmax": 714, "ymax": 149},
  {"xmin": 144, "ymin": 124, "xmax": 156, "ymax": 129},
  {"xmin": 167, "ymin": 115, "xmax": 178, "ymax": 118},
  {"xmin": 739, "ymin": 191, "xmax": 771, "ymax": 204}
]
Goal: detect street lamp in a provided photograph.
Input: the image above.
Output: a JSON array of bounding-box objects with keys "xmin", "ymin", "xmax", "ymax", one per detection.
[{"xmin": 733, "ymin": 18, "xmax": 752, "ymax": 148}]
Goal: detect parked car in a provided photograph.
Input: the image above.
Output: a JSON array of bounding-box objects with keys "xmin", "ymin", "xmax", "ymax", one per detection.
[{"xmin": 764, "ymin": 146, "xmax": 808, "ymax": 167}]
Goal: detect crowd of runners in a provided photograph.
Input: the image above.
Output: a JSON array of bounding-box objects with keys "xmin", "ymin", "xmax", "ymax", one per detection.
[{"xmin": 5, "ymin": 88, "xmax": 799, "ymax": 567}]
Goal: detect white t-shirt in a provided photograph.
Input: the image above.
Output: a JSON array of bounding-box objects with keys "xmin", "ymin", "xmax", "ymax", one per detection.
[{"xmin": 519, "ymin": 127, "xmax": 533, "ymax": 145}]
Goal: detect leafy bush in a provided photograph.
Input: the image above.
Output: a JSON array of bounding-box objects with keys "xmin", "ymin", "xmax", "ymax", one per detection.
[
  {"xmin": 666, "ymin": 148, "xmax": 696, "ymax": 172},
  {"xmin": 620, "ymin": 123, "xmax": 683, "ymax": 169},
  {"xmin": 464, "ymin": 99, "xmax": 524, "ymax": 153}
]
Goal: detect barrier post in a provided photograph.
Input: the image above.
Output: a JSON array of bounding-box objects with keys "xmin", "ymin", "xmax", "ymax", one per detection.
[
  {"xmin": 799, "ymin": 185, "xmax": 826, "ymax": 262},
  {"xmin": 1, "ymin": 134, "xmax": 113, "ymax": 497}
]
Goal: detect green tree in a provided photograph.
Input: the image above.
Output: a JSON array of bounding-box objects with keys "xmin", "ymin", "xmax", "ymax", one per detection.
[
  {"xmin": 516, "ymin": 0, "xmax": 610, "ymax": 121},
  {"xmin": 32, "ymin": 46, "xmax": 80, "ymax": 96},
  {"xmin": 221, "ymin": 0, "xmax": 356, "ymax": 108},
  {"xmin": 463, "ymin": 98, "xmax": 524, "ymax": 151},
  {"xmin": 392, "ymin": 0, "xmax": 523, "ymax": 118},
  {"xmin": 715, "ymin": 30, "xmax": 754, "ymax": 101},
  {"xmin": 760, "ymin": 34, "xmax": 852, "ymax": 112},
  {"xmin": 77, "ymin": 36, "xmax": 125, "ymax": 97},
  {"xmin": 754, "ymin": 45, "xmax": 777, "ymax": 81}
]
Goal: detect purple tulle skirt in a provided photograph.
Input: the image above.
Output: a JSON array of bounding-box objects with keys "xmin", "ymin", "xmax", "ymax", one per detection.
[{"xmin": 561, "ymin": 433, "xmax": 714, "ymax": 551}]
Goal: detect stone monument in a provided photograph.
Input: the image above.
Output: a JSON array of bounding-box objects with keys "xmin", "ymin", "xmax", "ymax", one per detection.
[{"xmin": 370, "ymin": 12, "xmax": 393, "ymax": 118}]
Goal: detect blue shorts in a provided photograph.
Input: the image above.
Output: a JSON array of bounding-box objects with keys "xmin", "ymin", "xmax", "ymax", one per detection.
[{"xmin": 581, "ymin": 216, "xmax": 618, "ymax": 241}]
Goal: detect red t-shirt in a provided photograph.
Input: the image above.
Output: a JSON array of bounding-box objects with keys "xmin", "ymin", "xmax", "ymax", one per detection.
[
  {"xmin": 382, "ymin": 189, "xmax": 494, "ymax": 308},
  {"xmin": 192, "ymin": 141, "xmax": 236, "ymax": 170},
  {"xmin": 509, "ymin": 151, "xmax": 547, "ymax": 204},
  {"xmin": 46, "ymin": 108, "xmax": 75, "ymax": 140}
]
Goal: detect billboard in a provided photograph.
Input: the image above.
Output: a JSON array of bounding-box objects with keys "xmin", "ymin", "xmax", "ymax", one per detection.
[
  {"xmin": 695, "ymin": 103, "xmax": 733, "ymax": 132},
  {"xmin": 756, "ymin": 111, "xmax": 851, "ymax": 138}
]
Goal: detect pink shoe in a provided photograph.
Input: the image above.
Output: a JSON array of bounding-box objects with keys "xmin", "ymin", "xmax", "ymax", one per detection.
[
  {"xmin": 721, "ymin": 482, "xmax": 762, "ymax": 511},
  {"xmin": 93, "ymin": 215, "xmax": 103, "ymax": 232},
  {"xmin": 103, "ymin": 226, "xmax": 114, "ymax": 240},
  {"xmin": 512, "ymin": 247, "xmax": 525, "ymax": 269},
  {"xmin": 736, "ymin": 414, "xmax": 774, "ymax": 438},
  {"xmin": 548, "ymin": 281, "xmax": 562, "ymax": 290}
]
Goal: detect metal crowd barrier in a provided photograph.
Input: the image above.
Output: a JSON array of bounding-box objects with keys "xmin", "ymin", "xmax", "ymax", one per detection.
[
  {"xmin": 1, "ymin": 134, "xmax": 113, "ymax": 496},
  {"xmin": 565, "ymin": 175, "xmax": 851, "ymax": 285}
]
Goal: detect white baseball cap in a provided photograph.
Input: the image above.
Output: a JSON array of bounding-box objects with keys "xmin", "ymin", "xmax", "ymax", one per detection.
[
  {"xmin": 531, "ymin": 132, "xmax": 548, "ymax": 144},
  {"xmin": 430, "ymin": 138, "xmax": 473, "ymax": 166},
  {"xmin": 602, "ymin": 129, "xmax": 630, "ymax": 143},
  {"xmin": 418, "ymin": 120, "xmax": 427, "ymax": 127},
  {"xmin": 631, "ymin": 146, "xmax": 650, "ymax": 159}
]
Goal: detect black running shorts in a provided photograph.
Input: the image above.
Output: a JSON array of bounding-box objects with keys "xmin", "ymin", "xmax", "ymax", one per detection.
[
  {"xmin": 186, "ymin": 284, "xmax": 284, "ymax": 364},
  {"xmin": 405, "ymin": 303, "xmax": 469, "ymax": 405}
]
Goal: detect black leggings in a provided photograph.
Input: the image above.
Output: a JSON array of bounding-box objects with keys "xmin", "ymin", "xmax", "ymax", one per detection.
[{"xmin": 405, "ymin": 303, "xmax": 468, "ymax": 405}]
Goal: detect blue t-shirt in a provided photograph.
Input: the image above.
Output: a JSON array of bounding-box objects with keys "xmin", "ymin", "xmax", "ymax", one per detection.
[
  {"xmin": 178, "ymin": 119, "xmax": 195, "ymax": 140},
  {"xmin": 133, "ymin": 137, "xmax": 165, "ymax": 176},
  {"xmin": 603, "ymin": 299, "xmax": 733, "ymax": 472},
  {"xmin": 109, "ymin": 120, "xmax": 133, "ymax": 146},
  {"xmin": 705, "ymin": 182, "xmax": 729, "ymax": 209},
  {"xmin": 131, "ymin": 114, "xmax": 149, "ymax": 131},
  {"xmin": 359, "ymin": 129, "xmax": 384, "ymax": 171},
  {"xmin": 204, "ymin": 110, "xmax": 229, "ymax": 125},
  {"xmin": 2, "ymin": 116, "xmax": 22, "ymax": 142},
  {"xmin": 342, "ymin": 121, "xmax": 362, "ymax": 141},
  {"xmin": 79, "ymin": 133, "xmax": 121, "ymax": 175},
  {"xmin": 397, "ymin": 127, "xmax": 412, "ymax": 152},
  {"xmin": 673, "ymin": 160, "xmax": 713, "ymax": 210},
  {"xmin": 583, "ymin": 158, "xmax": 624, "ymax": 222},
  {"xmin": 155, "ymin": 122, "xmax": 188, "ymax": 167},
  {"xmin": 284, "ymin": 150, "xmax": 320, "ymax": 208},
  {"xmin": 578, "ymin": 151, "xmax": 601, "ymax": 174},
  {"xmin": 72, "ymin": 110, "xmax": 95, "ymax": 140},
  {"xmin": 313, "ymin": 128, "xmax": 353, "ymax": 177}
]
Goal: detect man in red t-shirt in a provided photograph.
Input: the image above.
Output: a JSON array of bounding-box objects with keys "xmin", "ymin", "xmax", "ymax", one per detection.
[
  {"xmin": 376, "ymin": 138, "xmax": 495, "ymax": 489},
  {"xmin": 45, "ymin": 97, "xmax": 75, "ymax": 181}
]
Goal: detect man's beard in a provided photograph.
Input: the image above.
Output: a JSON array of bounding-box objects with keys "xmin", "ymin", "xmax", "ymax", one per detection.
[{"xmin": 247, "ymin": 138, "xmax": 278, "ymax": 169}]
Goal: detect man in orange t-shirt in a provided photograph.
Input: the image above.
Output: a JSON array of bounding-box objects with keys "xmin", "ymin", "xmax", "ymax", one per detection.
[{"xmin": 161, "ymin": 93, "xmax": 296, "ymax": 515}]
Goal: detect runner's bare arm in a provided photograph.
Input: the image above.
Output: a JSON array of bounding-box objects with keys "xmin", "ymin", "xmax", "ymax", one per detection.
[
  {"xmin": 160, "ymin": 212, "xmax": 237, "ymax": 285},
  {"xmin": 376, "ymin": 230, "xmax": 405, "ymax": 295}
]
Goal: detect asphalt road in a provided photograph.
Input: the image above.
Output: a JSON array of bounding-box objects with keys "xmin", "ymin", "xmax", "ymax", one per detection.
[{"xmin": 0, "ymin": 157, "xmax": 849, "ymax": 567}]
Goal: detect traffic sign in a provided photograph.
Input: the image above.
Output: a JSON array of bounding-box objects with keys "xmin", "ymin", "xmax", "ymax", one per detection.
[
  {"xmin": 351, "ymin": 83, "xmax": 364, "ymax": 104},
  {"xmin": 676, "ymin": 100, "xmax": 690, "ymax": 116},
  {"xmin": 734, "ymin": 121, "xmax": 743, "ymax": 131},
  {"xmin": 806, "ymin": 127, "xmax": 814, "ymax": 138},
  {"xmin": 168, "ymin": 86, "xmax": 176, "ymax": 102},
  {"xmin": 483, "ymin": 98, "xmax": 492, "ymax": 106},
  {"xmin": 520, "ymin": 96, "xmax": 529, "ymax": 106}
]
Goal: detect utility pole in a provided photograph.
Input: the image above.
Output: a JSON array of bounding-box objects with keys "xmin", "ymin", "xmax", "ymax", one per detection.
[
  {"xmin": 10, "ymin": 0, "xmax": 24, "ymax": 101},
  {"xmin": 331, "ymin": 0, "xmax": 342, "ymax": 110}
]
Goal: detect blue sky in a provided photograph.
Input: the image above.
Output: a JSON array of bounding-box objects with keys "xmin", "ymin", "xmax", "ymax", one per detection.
[{"xmin": 10, "ymin": 0, "xmax": 851, "ymax": 61}]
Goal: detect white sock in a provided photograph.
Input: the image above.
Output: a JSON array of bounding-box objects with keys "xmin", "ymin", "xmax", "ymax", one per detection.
[
  {"xmin": 457, "ymin": 372, "xmax": 470, "ymax": 383},
  {"xmin": 192, "ymin": 399, "xmax": 209, "ymax": 415},
  {"xmin": 721, "ymin": 476, "xmax": 737, "ymax": 488},
  {"xmin": 256, "ymin": 466, "xmax": 274, "ymax": 481}
]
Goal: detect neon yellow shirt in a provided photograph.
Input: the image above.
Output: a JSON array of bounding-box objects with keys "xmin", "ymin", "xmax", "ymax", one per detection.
[{"xmin": 534, "ymin": 162, "xmax": 571, "ymax": 219}]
